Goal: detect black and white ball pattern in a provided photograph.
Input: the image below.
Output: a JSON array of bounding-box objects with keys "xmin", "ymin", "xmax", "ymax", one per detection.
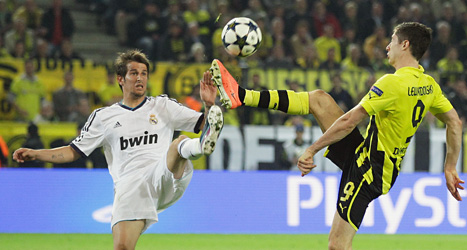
[{"xmin": 221, "ymin": 17, "xmax": 262, "ymax": 57}]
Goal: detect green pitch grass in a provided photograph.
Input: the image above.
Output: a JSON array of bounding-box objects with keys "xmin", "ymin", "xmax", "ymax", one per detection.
[{"xmin": 1, "ymin": 233, "xmax": 467, "ymax": 250}]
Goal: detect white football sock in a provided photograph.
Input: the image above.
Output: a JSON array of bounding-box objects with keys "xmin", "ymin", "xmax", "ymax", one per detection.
[{"xmin": 177, "ymin": 138, "xmax": 202, "ymax": 160}]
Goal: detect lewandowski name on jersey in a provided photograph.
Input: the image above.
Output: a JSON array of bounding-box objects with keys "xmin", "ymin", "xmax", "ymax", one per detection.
[{"xmin": 407, "ymin": 85, "xmax": 433, "ymax": 96}]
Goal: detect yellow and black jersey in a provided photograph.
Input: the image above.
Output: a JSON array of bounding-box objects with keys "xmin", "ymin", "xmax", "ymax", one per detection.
[{"xmin": 358, "ymin": 66, "xmax": 453, "ymax": 194}]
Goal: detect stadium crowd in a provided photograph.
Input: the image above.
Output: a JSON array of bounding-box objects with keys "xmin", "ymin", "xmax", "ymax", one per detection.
[{"xmin": 0, "ymin": 0, "xmax": 466, "ymax": 168}]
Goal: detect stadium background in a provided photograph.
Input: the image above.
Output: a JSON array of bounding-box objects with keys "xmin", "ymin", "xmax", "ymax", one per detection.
[{"xmin": 1, "ymin": 0, "xmax": 467, "ymax": 247}]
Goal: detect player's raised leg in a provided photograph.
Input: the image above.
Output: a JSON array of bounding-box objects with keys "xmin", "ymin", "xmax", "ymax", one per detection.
[
  {"xmin": 168, "ymin": 105, "xmax": 224, "ymax": 179},
  {"xmin": 112, "ymin": 220, "xmax": 145, "ymax": 250},
  {"xmin": 328, "ymin": 211, "xmax": 356, "ymax": 250},
  {"xmin": 210, "ymin": 59, "xmax": 343, "ymax": 132},
  {"xmin": 199, "ymin": 105, "xmax": 224, "ymax": 155}
]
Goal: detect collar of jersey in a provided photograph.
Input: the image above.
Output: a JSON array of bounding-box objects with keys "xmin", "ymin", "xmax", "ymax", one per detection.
[
  {"xmin": 395, "ymin": 65, "xmax": 425, "ymax": 75},
  {"xmin": 119, "ymin": 97, "xmax": 147, "ymax": 111}
]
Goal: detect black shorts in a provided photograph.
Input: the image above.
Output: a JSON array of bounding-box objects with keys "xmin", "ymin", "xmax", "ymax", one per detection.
[{"xmin": 325, "ymin": 128, "xmax": 381, "ymax": 230}]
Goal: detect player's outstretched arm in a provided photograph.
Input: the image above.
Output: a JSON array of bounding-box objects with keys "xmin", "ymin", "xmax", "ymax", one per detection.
[
  {"xmin": 435, "ymin": 108, "xmax": 464, "ymax": 201},
  {"xmin": 298, "ymin": 105, "xmax": 368, "ymax": 176},
  {"xmin": 13, "ymin": 145, "xmax": 81, "ymax": 164},
  {"xmin": 199, "ymin": 70, "xmax": 217, "ymax": 107}
]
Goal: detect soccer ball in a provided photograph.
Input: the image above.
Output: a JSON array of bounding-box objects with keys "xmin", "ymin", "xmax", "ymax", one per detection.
[{"xmin": 221, "ymin": 17, "xmax": 262, "ymax": 57}]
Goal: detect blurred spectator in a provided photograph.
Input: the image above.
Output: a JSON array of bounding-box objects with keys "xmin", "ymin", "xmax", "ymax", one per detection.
[
  {"xmin": 437, "ymin": 46, "xmax": 464, "ymax": 85},
  {"xmin": 419, "ymin": 48, "xmax": 436, "ymax": 71},
  {"xmin": 289, "ymin": 19, "xmax": 313, "ymax": 67},
  {"xmin": 12, "ymin": 0, "xmax": 42, "ymax": 30},
  {"xmin": 68, "ymin": 97, "xmax": 90, "ymax": 125},
  {"xmin": 341, "ymin": 43, "xmax": 366, "ymax": 71},
  {"xmin": 430, "ymin": 21, "xmax": 452, "ymax": 64},
  {"xmin": 209, "ymin": 5, "xmax": 233, "ymax": 61},
  {"xmin": 408, "ymin": 3, "xmax": 431, "ymax": 27},
  {"xmin": 182, "ymin": 83, "xmax": 202, "ymax": 111},
  {"xmin": 0, "ymin": 134, "xmax": 8, "ymax": 167},
  {"xmin": 32, "ymin": 37, "xmax": 51, "ymax": 60},
  {"xmin": 33, "ymin": 100, "xmax": 59, "ymax": 123},
  {"xmin": 284, "ymin": 0, "xmax": 310, "ymax": 37},
  {"xmin": 319, "ymin": 47, "xmax": 340, "ymax": 71},
  {"xmin": 431, "ymin": 0, "xmax": 467, "ymax": 21},
  {"xmin": 363, "ymin": 26, "xmax": 389, "ymax": 61},
  {"xmin": 369, "ymin": 47, "xmax": 392, "ymax": 73},
  {"xmin": 19, "ymin": 122, "xmax": 44, "ymax": 168},
  {"xmin": 283, "ymin": 123, "xmax": 307, "ymax": 170},
  {"xmin": 39, "ymin": 0, "xmax": 75, "ymax": 56},
  {"xmin": 358, "ymin": 1, "xmax": 388, "ymax": 42},
  {"xmin": 357, "ymin": 73, "xmax": 377, "ymax": 102},
  {"xmin": 270, "ymin": 16, "xmax": 287, "ymax": 47},
  {"xmin": 185, "ymin": 21, "xmax": 211, "ymax": 61},
  {"xmin": 240, "ymin": 0, "xmax": 268, "ymax": 25},
  {"xmin": 339, "ymin": 26, "xmax": 358, "ymax": 61},
  {"xmin": 130, "ymin": 1, "xmax": 164, "ymax": 61},
  {"xmin": 0, "ymin": 36, "xmax": 10, "ymax": 58},
  {"xmin": 209, "ymin": 0, "xmax": 234, "ymax": 24},
  {"xmin": 328, "ymin": 73, "xmax": 354, "ymax": 112},
  {"xmin": 269, "ymin": 2, "xmax": 286, "ymax": 20},
  {"xmin": 183, "ymin": 0, "xmax": 211, "ymax": 38},
  {"xmin": 4, "ymin": 17, "xmax": 34, "ymax": 56},
  {"xmin": 314, "ymin": 24, "xmax": 341, "ymax": 63},
  {"xmin": 113, "ymin": 0, "xmax": 144, "ymax": 46},
  {"xmin": 10, "ymin": 40, "xmax": 28, "ymax": 58},
  {"xmin": 187, "ymin": 42, "xmax": 207, "ymax": 63},
  {"xmin": 57, "ymin": 39, "xmax": 84, "ymax": 64},
  {"xmin": 0, "ymin": 0, "xmax": 13, "ymax": 36},
  {"xmin": 445, "ymin": 78, "xmax": 467, "ymax": 126},
  {"xmin": 439, "ymin": 1, "xmax": 460, "ymax": 37},
  {"xmin": 456, "ymin": 10, "xmax": 467, "ymax": 63},
  {"xmin": 311, "ymin": 1, "xmax": 342, "ymax": 39},
  {"xmin": 98, "ymin": 70, "xmax": 121, "ymax": 106},
  {"xmin": 295, "ymin": 44, "xmax": 319, "ymax": 69},
  {"xmin": 52, "ymin": 70, "xmax": 85, "ymax": 121},
  {"xmin": 266, "ymin": 44, "xmax": 293, "ymax": 68},
  {"xmin": 9, "ymin": 59, "xmax": 45, "ymax": 121},
  {"xmin": 339, "ymin": 1, "xmax": 359, "ymax": 36},
  {"xmin": 0, "ymin": 78, "xmax": 15, "ymax": 120},
  {"xmin": 390, "ymin": 5, "xmax": 410, "ymax": 31},
  {"xmin": 250, "ymin": 14, "xmax": 272, "ymax": 64},
  {"xmin": 157, "ymin": 19, "xmax": 189, "ymax": 62},
  {"xmin": 161, "ymin": 0, "xmax": 183, "ymax": 29}
]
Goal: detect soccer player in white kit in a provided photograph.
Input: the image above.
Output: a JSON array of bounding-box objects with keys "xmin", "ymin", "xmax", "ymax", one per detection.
[{"xmin": 13, "ymin": 50, "xmax": 224, "ymax": 250}]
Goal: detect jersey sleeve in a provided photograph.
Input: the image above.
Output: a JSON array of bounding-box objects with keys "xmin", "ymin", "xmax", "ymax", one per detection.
[
  {"xmin": 162, "ymin": 96, "xmax": 204, "ymax": 133},
  {"xmin": 428, "ymin": 81, "xmax": 453, "ymax": 115},
  {"xmin": 359, "ymin": 75, "xmax": 399, "ymax": 116},
  {"xmin": 70, "ymin": 109, "xmax": 105, "ymax": 157}
]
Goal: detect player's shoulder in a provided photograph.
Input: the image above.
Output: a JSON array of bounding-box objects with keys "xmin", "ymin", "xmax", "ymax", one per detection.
[
  {"xmin": 377, "ymin": 73, "xmax": 400, "ymax": 83},
  {"xmin": 151, "ymin": 94, "xmax": 184, "ymax": 106},
  {"xmin": 87, "ymin": 106, "xmax": 111, "ymax": 120}
]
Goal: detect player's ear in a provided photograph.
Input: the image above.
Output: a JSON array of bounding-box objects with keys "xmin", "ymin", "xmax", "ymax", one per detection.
[
  {"xmin": 117, "ymin": 75, "xmax": 124, "ymax": 86},
  {"xmin": 402, "ymin": 40, "xmax": 410, "ymax": 50}
]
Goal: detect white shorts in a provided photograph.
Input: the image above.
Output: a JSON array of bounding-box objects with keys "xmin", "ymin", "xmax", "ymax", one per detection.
[{"xmin": 110, "ymin": 157, "xmax": 193, "ymax": 233}]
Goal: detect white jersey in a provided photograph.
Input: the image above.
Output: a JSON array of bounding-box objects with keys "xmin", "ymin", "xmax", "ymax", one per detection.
[{"xmin": 71, "ymin": 95, "xmax": 203, "ymax": 183}]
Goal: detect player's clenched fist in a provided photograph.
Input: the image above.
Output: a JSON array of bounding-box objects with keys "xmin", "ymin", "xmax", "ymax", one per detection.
[
  {"xmin": 297, "ymin": 148, "xmax": 317, "ymax": 177},
  {"xmin": 13, "ymin": 148, "xmax": 36, "ymax": 163}
]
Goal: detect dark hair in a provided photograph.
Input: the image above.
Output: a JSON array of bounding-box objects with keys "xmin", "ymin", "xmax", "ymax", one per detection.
[
  {"xmin": 393, "ymin": 22, "xmax": 432, "ymax": 61},
  {"xmin": 114, "ymin": 49, "xmax": 150, "ymax": 90}
]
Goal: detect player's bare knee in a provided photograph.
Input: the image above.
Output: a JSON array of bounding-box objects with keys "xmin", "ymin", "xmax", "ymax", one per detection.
[
  {"xmin": 308, "ymin": 90, "xmax": 332, "ymax": 113},
  {"xmin": 114, "ymin": 242, "xmax": 133, "ymax": 250},
  {"xmin": 170, "ymin": 135, "xmax": 189, "ymax": 154}
]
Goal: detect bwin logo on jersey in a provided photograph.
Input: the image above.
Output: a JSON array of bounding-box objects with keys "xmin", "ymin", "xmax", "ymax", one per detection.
[
  {"xmin": 149, "ymin": 114, "xmax": 158, "ymax": 125},
  {"xmin": 120, "ymin": 131, "xmax": 158, "ymax": 150}
]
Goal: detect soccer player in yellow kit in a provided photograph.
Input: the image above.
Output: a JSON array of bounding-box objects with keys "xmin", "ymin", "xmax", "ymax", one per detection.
[{"xmin": 210, "ymin": 22, "xmax": 464, "ymax": 249}]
